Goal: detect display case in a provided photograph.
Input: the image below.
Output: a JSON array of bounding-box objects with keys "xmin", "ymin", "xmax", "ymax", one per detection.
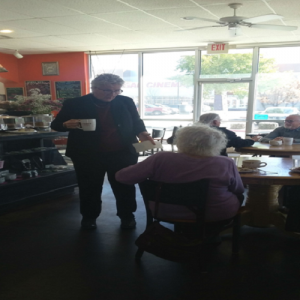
[{"xmin": 0, "ymin": 130, "xmax": 77, "ymax": 213}]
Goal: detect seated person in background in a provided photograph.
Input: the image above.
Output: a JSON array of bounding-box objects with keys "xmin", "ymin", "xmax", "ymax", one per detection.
[
  {"xmin": 259, "ymin": 114, "xmax": 300, "ymax": 143},
  {"xmin": 199, "ymin": 113, "xmax": 260, "ymax": 156},
  {"xmin": 116, "ymin": 125, "xmax": 244, "ymax": 230}
]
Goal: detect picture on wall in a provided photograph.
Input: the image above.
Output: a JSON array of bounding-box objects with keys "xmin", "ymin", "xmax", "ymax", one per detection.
[
  {"xmin": 42, "ymin": 62, "xmax": 59, "ymax": 76},
  {"xmin": 6, "ymin": 87, "xmax": 24, "ymax": 101},
  {"xmin": 55, "ymin": 81, "xmax": 81, "ymax": 100},
  {"xmin": 25, "ymin": 81, "xmax": 51, "ymax": 96}
]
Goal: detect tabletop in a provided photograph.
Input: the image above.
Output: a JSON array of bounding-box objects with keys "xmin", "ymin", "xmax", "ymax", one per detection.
[
  {"xmin": 237, "ymin": 157, "xmax": 300, "ymax": 185},
  {"xmin": 238, "ymin": 142, "xmax": 300, "ymax": 156}
]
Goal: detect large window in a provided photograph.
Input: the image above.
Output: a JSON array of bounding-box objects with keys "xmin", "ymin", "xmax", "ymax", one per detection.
[
  {"xmin": 253, "ymin": 47, "xmax": 300, "ymax": 133},
  {"xmin": 200, "ymin": 82, "xmax": 249, "ymax": 137},
  {"xmin": 200, "ymin": 49, "xmax": 253, "ymax": 79},
  {"xmin": 90, "ymin": 54, "xmax": 139, "ymax": 104},
  {"xmin": 142, "ymin": 51, "xmax": 195, "ymax": 122},
  {"xmin": 89, "ymin": 45, "xmax": 300, "ymax": 139}
]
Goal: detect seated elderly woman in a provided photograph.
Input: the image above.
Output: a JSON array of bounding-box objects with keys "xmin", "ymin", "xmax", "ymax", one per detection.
[{"xmin": 116, "ymin": 125, "xmax": 244, "ymax": 225}]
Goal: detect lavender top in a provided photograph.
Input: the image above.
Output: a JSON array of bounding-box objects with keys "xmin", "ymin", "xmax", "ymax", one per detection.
[{"xmin": 116, "ymin": 152, "xmax": 244, "ymax": 222}]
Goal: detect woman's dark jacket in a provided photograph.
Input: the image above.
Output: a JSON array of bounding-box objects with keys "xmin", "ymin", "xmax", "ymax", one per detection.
[{"xmin": 51, "ymin": 94, "xmax": 146, "ymax": 157}]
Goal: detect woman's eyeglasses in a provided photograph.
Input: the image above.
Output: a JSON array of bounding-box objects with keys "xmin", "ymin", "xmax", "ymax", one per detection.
[{"xmin": 95, "ymin": 88, "xmax": 123, "ymax": 95}]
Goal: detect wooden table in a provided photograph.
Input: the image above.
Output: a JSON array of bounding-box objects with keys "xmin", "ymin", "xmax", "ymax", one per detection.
[
  {"xmin": 238, "ymin": 142, "xmax": 300, "ymax": 156},
  {"xmin": 237, "ymin": 157, "xmax": 300, "ymax": 232}
]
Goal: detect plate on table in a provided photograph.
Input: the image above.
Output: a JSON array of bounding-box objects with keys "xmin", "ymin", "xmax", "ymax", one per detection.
[
  {"xmin": 237, "ymin": 167, "xmax": 258, "ymax": 173},
  {"xmin": 6, "ymin": 129, "xmax": 37, "ymax": 134}
]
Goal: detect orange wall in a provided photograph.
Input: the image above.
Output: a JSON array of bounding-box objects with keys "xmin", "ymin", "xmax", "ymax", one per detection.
[
  {"xmin": 0, "ymin": 53, "xmax": 19, "ymax": 83},
  {"xmin": 1, "ymin": 52, "xmax": 90, "ymax": 99}
]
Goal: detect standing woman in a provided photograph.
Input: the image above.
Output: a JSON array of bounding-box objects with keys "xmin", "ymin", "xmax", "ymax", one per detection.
[{"xmin": 51, "ymin": 73, "xmax": 153, "ymax": 230}]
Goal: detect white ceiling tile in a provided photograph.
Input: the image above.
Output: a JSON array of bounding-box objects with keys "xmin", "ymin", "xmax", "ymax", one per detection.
[
  {"xmin": 144, "ymin": 7, "xmax": 220, "ymax": 26},
  {"xmin": 90, "ymin": 11, "xmax": 177, "ymax": 30},
  {"xmin": 0, "ymin": 39, "xmax": 54, "ymax": 48},
  {"xmin": 44, "ymin": 15, "xmax": 132, "ymax": 33},
  {"xmin": 0, "ymin": 0, "xmax": 81, "ymax": 18},
  {"xmin": 0, "ymin": 9, "xmax": 33, "ymax": 22},
  {"xmin": 265, "ymin": 0, "xmax": 300, "ymax": 21},
  {"xmin": 0, "ymin": 19, "xmax": 82, "ymax": 35},
  {"xmin": 114, "ymin": 0, "xmax": 196, "ymax": 10},
  {"xmin": 44, "ymin": 0, "xmax": 136, "ymax": 14},
  {"xmin": 55, "ymin": 34, "xmax": 118, "ymax": 45},
  {"xmin": 25, "ymin": 36, "xmax": 88, "ymax": 47},
  {"xmin": 0, "ymin": 29, "xmax": 44, "ymax": 38}
]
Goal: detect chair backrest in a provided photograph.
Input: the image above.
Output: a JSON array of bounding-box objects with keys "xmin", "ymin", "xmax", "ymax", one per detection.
[
  {"xmin": 152, "ymin": 128, "xmax": 166, "ymax": 140},
  {"xmin": 139, "ymin": 179, "xmax": 209, "ymax": 224}
]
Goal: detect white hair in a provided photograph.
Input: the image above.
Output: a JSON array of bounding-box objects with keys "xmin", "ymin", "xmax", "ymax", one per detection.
[
  {"xmin": 91, "ymin": 73, "xmax": 124, "ymax": 88},
  {"xmin": 176, "ymin": 124, "xmax": 227, "ymax": 157},
  {"xmin": 199, "ymin": 113, "xmax": 220, "ymax": 126}
]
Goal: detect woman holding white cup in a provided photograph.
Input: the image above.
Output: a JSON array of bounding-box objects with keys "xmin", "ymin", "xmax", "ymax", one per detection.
[{"xmin": 51, "ymin": 73, "xmax": 154, "ymax": 230}]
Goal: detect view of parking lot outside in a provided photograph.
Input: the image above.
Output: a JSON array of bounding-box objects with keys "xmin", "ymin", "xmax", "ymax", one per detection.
[{"xmin": 253, "ymin": 47, "xmax": 300, "ymax": 133}]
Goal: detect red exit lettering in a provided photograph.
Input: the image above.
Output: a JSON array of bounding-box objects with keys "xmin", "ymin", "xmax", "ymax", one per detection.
[{"xmin": 211, "ymin": 44, "xmax": 225, "ymax": 51}]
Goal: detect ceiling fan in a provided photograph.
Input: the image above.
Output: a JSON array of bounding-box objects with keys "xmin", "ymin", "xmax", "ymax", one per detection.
[{"xmin": 180, "ymin": 3, "xmax": 298, "ymax": 37}]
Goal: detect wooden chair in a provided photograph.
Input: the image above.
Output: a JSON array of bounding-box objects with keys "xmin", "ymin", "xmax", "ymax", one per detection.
[{"xmin": 135, "ymin": 179, "xmax": 240, "ymax": 264}]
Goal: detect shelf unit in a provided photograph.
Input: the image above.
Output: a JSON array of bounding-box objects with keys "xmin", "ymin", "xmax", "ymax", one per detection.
[{"xmin": 0, "ymin": 130, "xmax": 77, "ymax": 213}]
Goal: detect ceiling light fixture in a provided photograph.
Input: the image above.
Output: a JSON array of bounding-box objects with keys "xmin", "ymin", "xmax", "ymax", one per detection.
[
  {"xmin": 14, "ymin": 50, "xmax": 23, "ymax": 59},
  {"xmin": 0, "ymin": 64, "xmax": 8, "ymax": 72},
  {"xmin": 0, "ymin": 29, "xmax": 13, "ymax": 33}
]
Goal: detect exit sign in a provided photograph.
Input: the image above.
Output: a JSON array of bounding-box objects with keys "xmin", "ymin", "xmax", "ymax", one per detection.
[{"xmin": 207, "ymin": 43, "xmax": 229, "ymax": 54}]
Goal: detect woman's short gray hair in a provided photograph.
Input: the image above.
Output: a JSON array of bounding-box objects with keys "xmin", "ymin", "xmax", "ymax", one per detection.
[
  {"xmin": 176, "ymin": 124, "xmax": 227, "ymax": 157},
  {"xmin": 91, "ymin": 73, "xmax": 124, "ymax": 88},
  {"xmin": 199, "ymin": 113, "xmax": 220, "ymax": 126}
]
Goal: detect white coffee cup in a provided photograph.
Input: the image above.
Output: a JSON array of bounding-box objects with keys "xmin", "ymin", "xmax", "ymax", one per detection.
[
  {"xmin": 269, "ymin": 140, "xmax": 282, "ymax": 146},
  {"xmin": 292, "ymin": 155, "xmax": 300, "ymax": 168},
  {"xmin": 242, "ymin": 160, "xmax": 267, "ymax": 169},
  {"xmin": 78, "ymin": 119, "xmax": 96, "ymax": 131},
  {"xmin": 282, "ymin": 137, "xmax": 293, "ymax": 145}
]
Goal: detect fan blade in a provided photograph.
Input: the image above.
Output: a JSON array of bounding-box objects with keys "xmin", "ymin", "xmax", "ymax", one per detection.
[
  {"xmin": 242, "ymin": 14, "xmax": 283, "ymax": 24},
  {"xmin": 182, "ymin": 16, "xmax": 224, "ymax": 24},
  {"xmin": 250, "ymin": 24, "xmax": 298, "ymax": 31},
  {"xmin": 176, "ymin": 25, "xmax": 226, "ymax": 31}
]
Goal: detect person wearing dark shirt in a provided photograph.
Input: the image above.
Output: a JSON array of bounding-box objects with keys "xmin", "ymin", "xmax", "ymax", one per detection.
[
  {"xmin": 259, "ymin": 114, "xmax": 300, "ymax": 143},
  {"xmin": 51, "ymin": 73, "xmax": 154, "ymax": 230},
  {"xmin": 199, "ymin": 113, "xmax": 260, "ymax": 156}
]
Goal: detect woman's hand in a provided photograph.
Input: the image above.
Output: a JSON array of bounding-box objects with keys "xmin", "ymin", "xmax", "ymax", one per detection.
[
  {"xmin": 251, "ymin": 135, "xmax": 262, "ymax": 142},
  {"xmin": 138, "ymin": 131, "xmax": 155, "ymax": 145},
  {"xmin": 63, "ymin": 119, "xmax": 80, "ymax": 129}
]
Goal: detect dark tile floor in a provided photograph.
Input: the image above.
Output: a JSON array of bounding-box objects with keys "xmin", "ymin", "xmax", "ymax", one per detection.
[{"xmin": 1, "ymin": 180, "xmax": 300, "ymax": 300}]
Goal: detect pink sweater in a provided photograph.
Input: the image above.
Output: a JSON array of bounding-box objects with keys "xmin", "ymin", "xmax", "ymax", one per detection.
[{"xmin": 116, "ymin": 152, "xmax": 244, "ymax": 222}]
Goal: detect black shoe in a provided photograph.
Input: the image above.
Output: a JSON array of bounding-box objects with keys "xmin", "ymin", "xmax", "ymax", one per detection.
[
  {"xmin": 81, "ymin": 218, "xmax": 97, "ymax": 230},
  {"xmin": 121, "ymin": 218, "xmax": 136, "ymax": 229}
]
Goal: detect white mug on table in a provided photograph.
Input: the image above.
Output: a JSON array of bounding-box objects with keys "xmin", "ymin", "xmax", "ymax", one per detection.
[
  {"xmin": 282, "ymin": 137, "xmax": 293, "ymax": 145},
  {"xmin": 77, "ymin": 119, "xmax": 96, "ymax": 131},
  {"xmin": 242, "ymin": 160, "xmax": 267, "ymax": 169}
]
